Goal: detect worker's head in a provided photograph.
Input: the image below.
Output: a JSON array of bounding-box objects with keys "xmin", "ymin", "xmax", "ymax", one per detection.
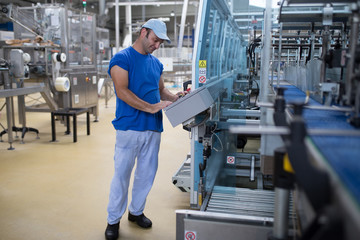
[
  {"xmin": 139, "ymin": 19, "xmax": 171, "ymax": 54},
  {"xmin": 142, "ymin": 19, "xmax": 171, "ymax": 43}
]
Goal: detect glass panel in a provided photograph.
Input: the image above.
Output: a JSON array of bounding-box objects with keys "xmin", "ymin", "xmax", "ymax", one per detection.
[
  {"xmin": 199, "ymin": 0, "xmax": 247, "ymax": 82},
  {"xmin": 202, "ymin": 9, "xmax": 216, "ymax": 77},
  {"xmin": 210, "ymin": 11, "xmax": 222, "ymax": 78},
  {"xmin": 13, "ymin": 6, "xmax": 61, "ymax": 43},
  {"xmin": 81, "ymin": 14, "xmax": 94, "ymax": 65},
  {"xmin": 67, "ymin": 10, "xmax": 95, "ymax": 67},
  {"xmin": 68, "ymin": 10, "xmax": 82, "ymax": 66}
]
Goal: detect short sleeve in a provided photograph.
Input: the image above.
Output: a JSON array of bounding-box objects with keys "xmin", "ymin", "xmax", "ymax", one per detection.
[{"xmin": 107, "ymin": 51, "xmax": 130, "ymax": 77}]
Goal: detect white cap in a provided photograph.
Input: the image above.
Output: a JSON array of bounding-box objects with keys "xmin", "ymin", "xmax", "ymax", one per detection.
[{"xmin": 142, "ymin": 19, "xmax": 171, "ymax": 43}]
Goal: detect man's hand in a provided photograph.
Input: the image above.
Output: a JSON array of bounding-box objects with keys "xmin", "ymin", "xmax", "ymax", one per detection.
[
  {"xmin": 149, "ymin": 101, "xmax": 173, "ymax": 114},
  {"xmin": 175, "ymin": 90, "xmax": 189, "ymax": 99}
]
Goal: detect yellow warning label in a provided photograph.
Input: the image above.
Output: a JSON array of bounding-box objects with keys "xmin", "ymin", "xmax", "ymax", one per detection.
[
  {"xmin": 283, "ymin": 154, "xmax": 294, "ymax": 173},
  {"xmin": 199, "ymin": 60, "xmax": 207, "ymax": 68}
]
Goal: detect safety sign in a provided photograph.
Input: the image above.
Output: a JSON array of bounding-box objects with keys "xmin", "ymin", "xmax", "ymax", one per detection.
[
  {"xmin": 198, "ymin": 60, "xmax": 207, "ymax": 84},
  {"xmin": 227, "ymin": 156, "xmax": 235, "ymax": 164},
  {"xmin": 199, "ymin": 60, "xmax": 206, "ymax": 68},
  {"xmin": 199, "ymin": 68, "xmax": 206, "ymax": 75},
  {"xmin": 185, "ymin": 231, "xmax": 196, "ymax": 240}
]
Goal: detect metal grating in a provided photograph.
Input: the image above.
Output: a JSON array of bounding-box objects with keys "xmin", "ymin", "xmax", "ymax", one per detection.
[{"xmin": 206, "ymin": 186, "xmax": 295, "ymax": 220}]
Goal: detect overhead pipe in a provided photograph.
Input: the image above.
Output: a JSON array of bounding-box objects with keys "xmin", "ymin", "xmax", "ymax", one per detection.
[
  {"xmin": 115, "ymin": 0, "xmax": 119, "ymax": 52},
  {"xmin": 124, "ymin": 5, "xmax": 132, "ymax": 47},
  {"xmin": 99, "ymin": 0, "xmax": 105, "ymax": 15},
  {"xmin": 177, "ymin": 0, "xmax": 189, "ymax": 58},
  {"xmin": 107, "ymin": 1, "xmax": 197, "ymax": 7}
]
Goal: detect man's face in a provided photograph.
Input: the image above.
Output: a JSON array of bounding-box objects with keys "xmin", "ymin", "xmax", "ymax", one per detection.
[{"xmin": 142, "ymin": 29, "xmax": 164, "ymax": 54}]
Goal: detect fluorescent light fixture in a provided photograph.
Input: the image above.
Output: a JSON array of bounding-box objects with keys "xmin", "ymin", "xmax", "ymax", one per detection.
[
  {"xmin": 158, "ymin": 17, "xmax": 170, "ymax": 22},
  {"xmin": 249, "ymin": 0, "xmax": 279, "ymax": 8}
]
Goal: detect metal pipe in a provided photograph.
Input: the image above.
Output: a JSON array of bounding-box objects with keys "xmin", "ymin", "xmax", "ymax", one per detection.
[
  {"xmin": 229, "ymin": 125, "xmax": 360, "ymax": 137},
  {"xmin": 320, "ymin": 25, "xmax": 330, "ymax": 84},
  {"xmin": 271, "ymin": 38, "xmax": 275, "ymax": 87},
  {"xmin": 310, "ymin": 32, "xmax": 315, "ymax": 60},
  {"xmin": 273, "ymin": 188, "xmax": 290, "ymax": 239},
  {"xmin": 174, "ymin": 7, "xmax": 177, "ymax": 48},
  {"xmin": 177, "ymin": 0, "xmax": 189, "ymax": 57},
  {"xmin": 125, "ymin": 5, "xmax": 132, "ymax": 46},
  {"xmin": 250, "ymin": 155, "xmax": 255, "ymax": 182},
  {"xmin": 2, "ymin": 71, "xmax": 14, "ymax": 150},
  {"xmin": 287, "ymin": 49, "xmax": 289, "ymax": 65},
  {"xmin": 221, "ymin": 109, "xmax": 261, "ymax": 117},
  {"xmin": 257, "ymin": 101, "xmax": 354, "ymax": 112},
  {"xmin": 107, "ymin": 1, "xmax": 197, "ymax": 7},
  {"xmin": 141, "ymin": 5, "xmax": 145, "ymax": 21},
  {"xmin": 259, "ymin": 0, "xmax": 272, "ymax": 103},
  {"xmin": 17, "ymin": 95, "xmax": 26, "ymax": 129},
  {"xmin": 277, "ymin": 23, "xmax": 283, "ymax": 87},
  {"xmin": 99, "ymin": 0, "xmax": 105, "ymax": 15},
  {"xmin": 115, "ymin": 0, "xmax": 120, "ymax": 52},
  {"xmin": 226, "ymin": 119, "xmax": 260, "ymax": 125}
]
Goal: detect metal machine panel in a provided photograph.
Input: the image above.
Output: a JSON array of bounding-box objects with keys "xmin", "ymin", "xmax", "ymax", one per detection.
[
  {"xmin": 184, "ymin": 219, "xmax": 271, "ymax": 240},
  {"xmin": 177, "ymin": 210, "xmax": 273, "ymax": 240},
  {"xmin": 164, "ymin": 86, "xmax": 214, "ymax": 127},
  {"xmin": 68, "ymin": 71, "xmax": 98, "ymax": 108}
]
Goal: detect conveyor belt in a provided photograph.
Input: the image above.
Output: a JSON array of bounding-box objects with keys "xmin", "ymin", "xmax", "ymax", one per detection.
[
  {"xmin": 206, "ymin": 186, "xmax": 295, "ymax": 221},
  {"xmin": 282, "ymin": 84, "xmax": 360, "ymax": 206}
]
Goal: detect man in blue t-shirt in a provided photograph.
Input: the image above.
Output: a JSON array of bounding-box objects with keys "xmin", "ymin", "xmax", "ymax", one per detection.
[{"xmin": 105, "ymin": 19, "xmax": 186, "ymax": 240}]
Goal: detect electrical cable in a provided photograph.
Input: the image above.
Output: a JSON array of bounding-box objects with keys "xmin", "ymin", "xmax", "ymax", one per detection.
[
  {"xmin": 210, "ymin": 123, "xmax": 223, "ymax": 152},
  {"xmin": 248, "ymin": 78, "xmax": 260, "ymax": 108},
  {"xmin": 183, "ymin": 110, "xmax": 210, "ymax": 129}
]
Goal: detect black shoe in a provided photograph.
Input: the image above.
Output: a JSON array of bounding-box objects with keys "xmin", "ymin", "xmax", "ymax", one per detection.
[
  {"xmin": 105, "ymin": 222, "xmax": 119, "ymax": 240},
  {"xmin": 128, "ymin": 212, "xmax": 152, "ymax": 228}
]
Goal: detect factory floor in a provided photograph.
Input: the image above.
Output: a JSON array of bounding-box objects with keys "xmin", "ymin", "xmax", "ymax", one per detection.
[{"xmin": 0, "ymin": 90, "xmax": 191, "ymax": 240}]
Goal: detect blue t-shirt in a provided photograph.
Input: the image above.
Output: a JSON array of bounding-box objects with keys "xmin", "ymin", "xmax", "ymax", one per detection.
[{"xmin": 108, "ymin": 46, "xmax": 164, "ymax": 132}]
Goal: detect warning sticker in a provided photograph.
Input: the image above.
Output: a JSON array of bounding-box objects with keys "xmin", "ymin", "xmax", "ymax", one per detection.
[
  {"xmin": 227, "ymin": 156, "xmax": 235, "ymax": 164},
  {"xmin": 199, "ymin": 68, "xmax": 206, "ymax": 75},
  {"xmin": 185, "ymin": 231, "xmax": 196, "ymax": 240},
  {"xmin": 198, "ymin": 60, "xmax": 206, "ymax": 84},
  {"xmin": 199, "ymin": 60, "xmax": 206, "ymax": 68},
  {"xmin": 199, "ymin": 76, "xmax": 206, "ymax": 84}
]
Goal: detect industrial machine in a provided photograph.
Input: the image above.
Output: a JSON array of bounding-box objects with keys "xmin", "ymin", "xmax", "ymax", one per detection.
[
  {"xmin": 170, "ymin": 0, "xmax": 360, "ymax": 240},
  {"xmin": 169, "ymin": 0, "xmax": 276, "ymax": 239},
  {"xmin": 0, "ymin": 3, "xmax": 100, "ymax": 148}
]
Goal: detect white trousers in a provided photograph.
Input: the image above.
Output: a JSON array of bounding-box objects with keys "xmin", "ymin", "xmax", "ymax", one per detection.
[{"xmin": 107, "ymin": 130, "xmax": 161, "ymax": 224}]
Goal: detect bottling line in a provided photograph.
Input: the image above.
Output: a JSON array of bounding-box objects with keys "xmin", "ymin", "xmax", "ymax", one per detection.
[
  {"xmin": 167, "ymin": 0, "xmax": 360, "ymax": 239},
  {"xmin": 0, "ymin": 0, "xmax": 359, "ymax": 238},
  {"xmin": 0, "ymin": 3, "xmax": 104, "ymax": 149}
]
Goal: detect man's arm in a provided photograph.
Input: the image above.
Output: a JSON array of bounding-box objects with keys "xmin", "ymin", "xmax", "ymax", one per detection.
[
  {"xmin": 159, "ymin": 75, "xmax": 187, "ymax": 102},
  {"xmin": 111, "ymin": 65, "xmax": 171, "ymax": 114}
]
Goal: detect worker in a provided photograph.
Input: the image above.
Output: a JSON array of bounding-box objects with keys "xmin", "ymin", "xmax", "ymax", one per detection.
[{"xmin": 104, "ymin": 19, "xmax": 187, "ymax": 240}]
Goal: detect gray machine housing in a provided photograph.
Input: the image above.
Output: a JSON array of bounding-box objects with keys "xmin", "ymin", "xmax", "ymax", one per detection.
[{"xmin": 164, "ymin": 86, "xmax": 214, "ymax": 127}]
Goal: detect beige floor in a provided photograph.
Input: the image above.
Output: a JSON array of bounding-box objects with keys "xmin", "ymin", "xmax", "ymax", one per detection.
[{"xmin": 0, "ymin": 92, "xmax": 191, "ymax": 240}]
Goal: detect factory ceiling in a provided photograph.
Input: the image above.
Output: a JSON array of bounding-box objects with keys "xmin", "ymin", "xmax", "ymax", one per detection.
[
  {"xmin": 0, "ymin": 0, "xmax": 267, "ymax": 45},
  {"xmin": 0, "ymin": 0, "xmax": 199, "ymax": 29}
]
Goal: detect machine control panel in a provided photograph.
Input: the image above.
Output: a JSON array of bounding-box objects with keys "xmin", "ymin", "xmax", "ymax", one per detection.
[{"xmin": 164, "ymin": 86, "xmax": 214, "ymax": 127}]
